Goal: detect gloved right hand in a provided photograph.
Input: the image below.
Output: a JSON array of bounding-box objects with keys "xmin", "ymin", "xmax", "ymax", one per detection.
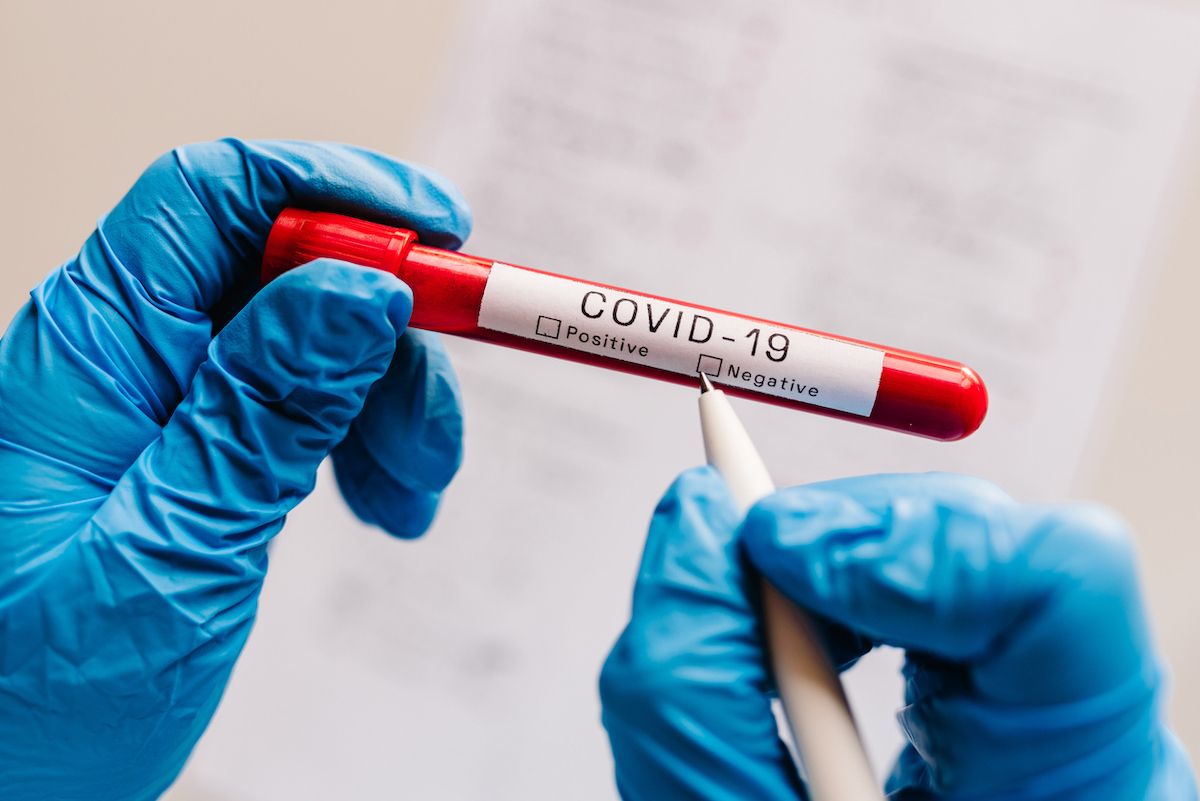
[
  {"xmin": 0, "ymin": 139, "xmax": 471, "ymax": 800},
  {"xmin": 601, "ymin": 468, "xmax": 1197, "ymax": 800}
]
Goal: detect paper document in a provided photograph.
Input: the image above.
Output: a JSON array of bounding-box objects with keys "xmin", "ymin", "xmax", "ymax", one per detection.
[{"xmin": 181, "ymin": 2, "xmax": 1200, "ymax": 799}]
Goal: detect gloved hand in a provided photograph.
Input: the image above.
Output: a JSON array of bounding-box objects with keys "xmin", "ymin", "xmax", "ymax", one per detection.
[
  {"xmin": 601, "ymin": 467, "xmax": 1197, "ymax": 800},
  {"xmin": 0, "ymin": 139, "xmax": 471, "ymax": 799}
]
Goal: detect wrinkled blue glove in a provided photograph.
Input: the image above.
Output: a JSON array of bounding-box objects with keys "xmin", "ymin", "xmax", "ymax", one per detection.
[
  {"xmin": 601, "ymin": 467, "xmax": 1197, "ymax": 800},
  {"xmin": 0, "ymin": 139, "xmax": 472, "ymax": 799}
]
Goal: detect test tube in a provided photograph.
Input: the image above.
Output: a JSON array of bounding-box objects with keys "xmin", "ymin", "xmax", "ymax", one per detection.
[{"xmin": 262, "ymin": 208, "xmax": 987, "ymax": 441}]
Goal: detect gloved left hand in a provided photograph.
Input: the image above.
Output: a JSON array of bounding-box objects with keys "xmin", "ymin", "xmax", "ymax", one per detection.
[{"xmin": 0, "ymin": 139, "xmax": 472, "ymax": 799}]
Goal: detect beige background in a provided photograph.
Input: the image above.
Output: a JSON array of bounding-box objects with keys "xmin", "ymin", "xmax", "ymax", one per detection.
[{"xmin": 1, "ymin": 1, "xmax": 1197, "ymax": 797}]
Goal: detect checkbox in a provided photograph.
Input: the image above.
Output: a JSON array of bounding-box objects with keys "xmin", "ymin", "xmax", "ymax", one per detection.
[
  {"xmin": 536, "ymin": 316, "xmax": 562, "ymax": 339},
  {"xmin": 696, "ymin": 354, "xmax": 722, "ymax": 376}
]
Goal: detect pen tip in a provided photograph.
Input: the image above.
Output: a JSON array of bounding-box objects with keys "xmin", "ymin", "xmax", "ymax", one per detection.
[{"xmin": 699, "ymin": 372, "xmax": 715, "ymax": 393}]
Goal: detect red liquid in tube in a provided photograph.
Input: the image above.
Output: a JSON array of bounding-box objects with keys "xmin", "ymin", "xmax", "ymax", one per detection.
[{"xmin": 262, "ymin": 208, "xmax": 987, "ymax": 441}]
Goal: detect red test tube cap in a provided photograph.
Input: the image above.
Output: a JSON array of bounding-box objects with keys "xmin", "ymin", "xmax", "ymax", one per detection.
[{"xmin": 261, "ymin": 208, "xmax": 418, "ymax": 284}]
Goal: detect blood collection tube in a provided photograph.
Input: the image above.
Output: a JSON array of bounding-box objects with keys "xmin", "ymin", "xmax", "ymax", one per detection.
[{"xmin": 261, "ymin": 208, "xmax": 988, "ymax": 441}]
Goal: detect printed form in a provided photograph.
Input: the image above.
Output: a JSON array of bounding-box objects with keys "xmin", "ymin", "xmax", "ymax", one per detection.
[{"xmin": 182, "ymin": 2, "xmax": 1200, "ymax": 799}]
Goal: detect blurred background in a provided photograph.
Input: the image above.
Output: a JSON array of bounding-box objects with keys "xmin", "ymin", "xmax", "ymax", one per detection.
[{"xmin": 3, "ymin": 1, "xmax": 1199, "ymax": 799}]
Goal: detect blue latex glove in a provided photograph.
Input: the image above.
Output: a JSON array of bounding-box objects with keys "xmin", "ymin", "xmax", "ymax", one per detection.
[
  {"xmin": 601, "ymin": 467, "xmax": 1197, "ymax": 800},
  {"xmin": 0, "ymin": 139, "xmax": 472, "ymax": 799}
]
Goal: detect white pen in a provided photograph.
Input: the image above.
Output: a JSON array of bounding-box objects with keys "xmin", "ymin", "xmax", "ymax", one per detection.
[{"xmin": 697, "ymin": 372, "xmax": 882, "ymax": 801}]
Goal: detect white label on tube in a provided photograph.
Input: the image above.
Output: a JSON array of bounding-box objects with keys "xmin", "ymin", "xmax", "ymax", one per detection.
[{"xmin": 477, "ymin": 263, "xmax": 885, "ymax": 416}]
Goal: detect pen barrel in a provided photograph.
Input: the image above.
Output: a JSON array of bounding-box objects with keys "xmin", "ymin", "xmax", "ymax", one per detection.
[
  {"xmin": 698, "ymin": 390, "xmax": 774, "ymax": 507},
  {"xmin": 263, "ymin": 208, "xmax": 987, "ymax": 441},
  {"xmin": 699, "ymin": 387, "xmax": 881, "ymax": 801},
  {"xmin": 761, "ymin": 584, "xmax": 882, "ymax": 801}
]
